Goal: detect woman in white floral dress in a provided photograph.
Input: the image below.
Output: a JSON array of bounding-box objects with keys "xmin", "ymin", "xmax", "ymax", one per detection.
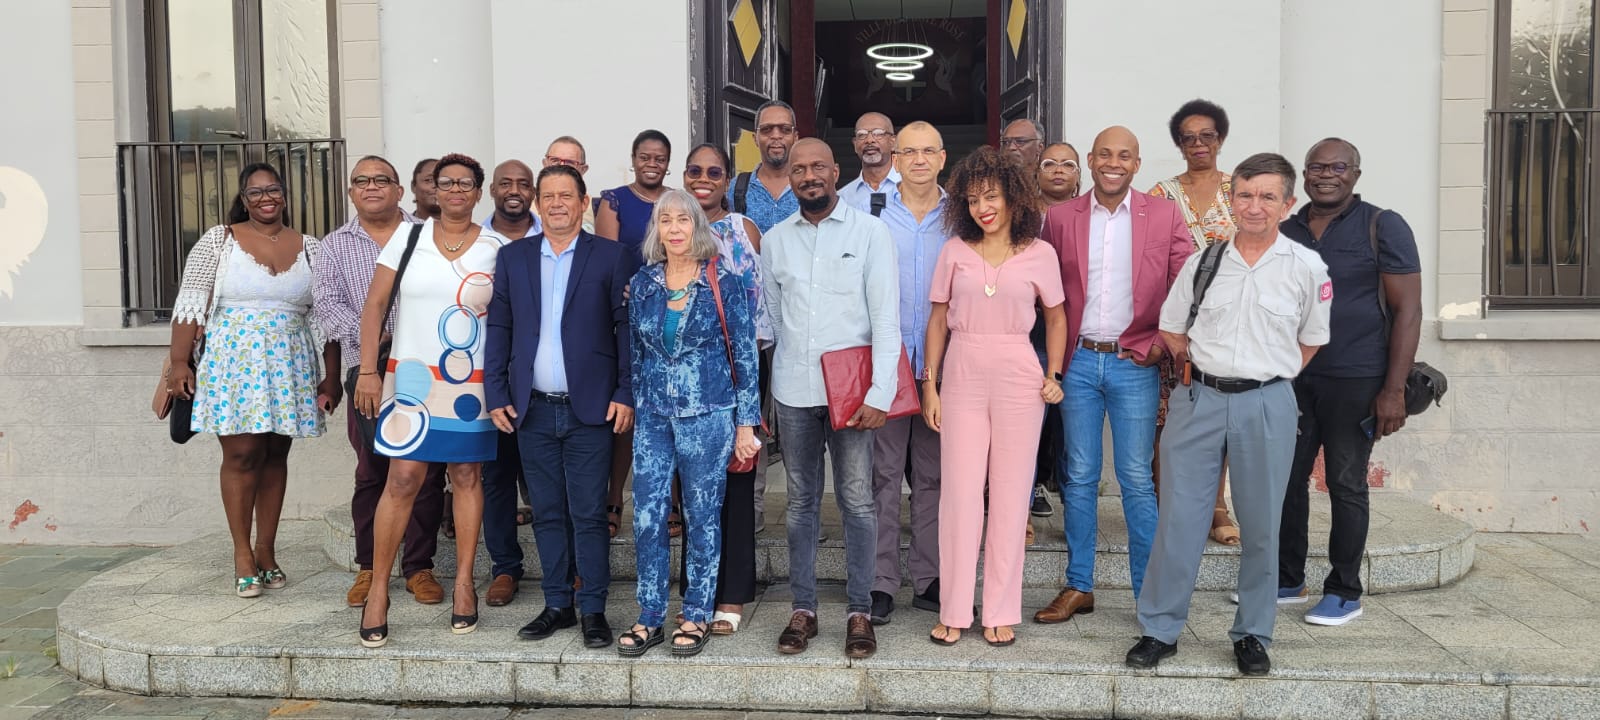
[{"xmin": 166, "ymin": 162, "xmax": 339, "ymax": 599}]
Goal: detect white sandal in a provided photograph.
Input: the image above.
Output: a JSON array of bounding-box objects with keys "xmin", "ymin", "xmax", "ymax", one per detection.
[{"xmin": 709, "ymin": 610, "xmax": 742, "ymax": 635}]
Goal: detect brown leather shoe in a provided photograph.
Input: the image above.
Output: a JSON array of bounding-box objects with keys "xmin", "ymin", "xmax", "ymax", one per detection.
[
  {"xmin": 405, "ymin": 569, "xmax": 444, "ymax": 605},
  {"xmin": 1033, "ymin": 588, "xmax": 1095, "ymax": 624},
  {"xmin": 486, "ymin": 574, "xmax": 518, "ymax": 607},
  {"xmin": 346, "ymin": 570, "xmax": 373, "ymax": 608},
  {"xmin": 777, "ymin": 611, "xmax": 818, "ymax": 655},
  {"xmin": 845, "ymin": 614, "xmax": 877, "ymax": 659}
]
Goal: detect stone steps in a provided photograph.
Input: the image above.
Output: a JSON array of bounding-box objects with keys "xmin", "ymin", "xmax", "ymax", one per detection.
[{"xmin": 321, "ymin": 493, "xmax": 1476, "ymax": 593}]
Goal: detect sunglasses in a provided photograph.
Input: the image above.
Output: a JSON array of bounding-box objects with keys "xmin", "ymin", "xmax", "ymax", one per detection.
[{"xmin": 683, "ymin": 164, "xmax": 726, "ymax": 181}]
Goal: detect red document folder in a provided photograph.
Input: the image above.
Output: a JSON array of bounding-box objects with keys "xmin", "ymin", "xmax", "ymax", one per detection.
[{"xmin": 819, "ymin": 346, "xmax": 921, "ymax": 431}]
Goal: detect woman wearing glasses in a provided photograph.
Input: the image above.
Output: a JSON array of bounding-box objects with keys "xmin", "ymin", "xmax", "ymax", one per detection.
[
  {"xmin": 1037, "ymin": 142, "xmax": 1082, "ymax": 208},
  {"xmin": 1147, "ymin": 98, "xmax": 1240, "ymax": 546},
  {"xmin": 353, "ymin": 153, "xmax": 508, "ymax": 647},
  {"xmin": 166, "ymin": 162, "xmax": 339, "ymax": 598},
  {"xmin": 678, "ymin": 142, "xmax": 768, "ymax": 635}
]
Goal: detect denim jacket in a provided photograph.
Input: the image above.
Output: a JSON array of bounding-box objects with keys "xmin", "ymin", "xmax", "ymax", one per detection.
[{"xmin": 629, "ymin": 261, "xmax": 761, "ymax": 426}]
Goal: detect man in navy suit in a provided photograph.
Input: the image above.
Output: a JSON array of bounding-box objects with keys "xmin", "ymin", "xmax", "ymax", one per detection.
[{"xmin": 486, "ymin": 163, "xmax": 638, "ymax": 649}]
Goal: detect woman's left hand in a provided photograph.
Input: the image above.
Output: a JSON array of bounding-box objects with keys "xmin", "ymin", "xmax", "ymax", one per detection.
[
  {"xmin": 316, "ymin": 375, "xmax": 341, "ymax": 414},
  {"xmin": 1041, "ymin": 376, "xmax": 1064, "ymax": 405},
  {"xmin": 734, "ymin": 425, "xmax": 760, "ymax": 462}
]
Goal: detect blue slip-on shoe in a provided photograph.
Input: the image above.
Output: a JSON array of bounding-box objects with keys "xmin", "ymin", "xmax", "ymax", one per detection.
[
  {"xmin": 1304, "ymin": 594, "xmax": 1363, "ymax": 626},
  {"xmin": 1229, "ymin": 583, "xmax": 1308, "ymax": 605}
]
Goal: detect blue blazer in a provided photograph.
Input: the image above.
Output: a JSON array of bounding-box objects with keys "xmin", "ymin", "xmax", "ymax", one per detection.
[
  {"xmin": 629, "ymin": 261, "xmax": 761, "ymax": 426},
  {"xmin": 485, "ymin": 231, "xmax": 639, "ymax": 428}
]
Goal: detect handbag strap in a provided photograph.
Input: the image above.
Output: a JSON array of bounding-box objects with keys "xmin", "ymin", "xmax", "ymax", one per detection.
[
  {"xmin": 1368, "ymin": 206, "xmax": 1392, "ymax": 333},
  {"xmin": 382, "ymin": 223, "xmax": 425, "ymax": 331},
  {"xmin": 705, "ymin": 256, "xmax": 769, "ymax": 434}
]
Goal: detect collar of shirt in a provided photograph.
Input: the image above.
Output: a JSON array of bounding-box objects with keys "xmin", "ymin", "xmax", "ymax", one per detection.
[
  {"xmin": 1225, "ymin": 232, "xmax": 1296, "ymax": 268},
  {"xmin": 844, "ymin": 167, "xmax": 901, "ymax": 193},
  {"xmin": 642, "ymin": 260, "xmax": 713, "ymax": 288},
  {"xmin": 482, "ymin": 212, "xmax": 543, "ymax": 239},
  {"xmin": 541, "ymin": 234, "xmax": 579, "ymax": 259},
  {"xmin": 1089, "ymin": 190, "xmax": 1133, "ymax": 218},
  {"xmin": 789, "ymin": 197, "xmax": 850, "ymax": 228}
]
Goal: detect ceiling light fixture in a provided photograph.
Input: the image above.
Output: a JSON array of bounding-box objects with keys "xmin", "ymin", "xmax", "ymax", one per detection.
[
  {"xmin": 875, "ymin": 60, "xmax": 924, "ymax": 72},
  {"xmin": 866, "ymin": 42, "xmax": 934, "ymax": 62},
  {"xmin": 885, "ymin": 72, "xmax": 915, "ymax": 82}
]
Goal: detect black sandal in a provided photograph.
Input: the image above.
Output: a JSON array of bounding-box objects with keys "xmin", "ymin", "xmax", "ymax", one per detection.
[
  {"xmin": 450, "ymin": 588, "xmax": 479, "ymax": 635},
  {"xmin": 516, "ymin": 507, "xmax": 534, "ymax": 526},
  {"xmin": 607, "ymin": 504, "xmax": 623, "ymax": 539},
  {"xmin": 667, "ymin": 505, "xmax": 684, "ymax": 539},
  {"xmin": 617, "ymin": 625, "xmax": 663, "ymax": 656},
  {"xmin": 671, "ymin": 621, "xmax": 709, "ymax": 656},
  {"xmin": 359, "ymin": 598, "xmax": 390, "ymax": 649},
  {"xmin": 929, "ymin": 624, "xmax": 961, "ymax": 647},
  {"xmin": 984, "ymin": 626, "xmax": 1015, "ymax": 647}
]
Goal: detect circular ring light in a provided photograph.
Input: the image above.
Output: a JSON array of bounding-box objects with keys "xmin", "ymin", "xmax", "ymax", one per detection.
[
  {"xmin": 875, "ymin": 60, "xmax": 924, "ymax": 72},
  {"xmin": 867, "ymin": 42, "xmax": 934, "ymax": 62},
  {"xmin": 885, "ymin": 72, "xmax": 916, "ymax": 82}
]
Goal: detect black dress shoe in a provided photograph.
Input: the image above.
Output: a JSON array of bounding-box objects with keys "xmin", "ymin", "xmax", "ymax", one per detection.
[
  {"xmin": 517, "ymin": 606, "xmax": 576, "ymax": 640},
  {"xmin": 912, "ymin": 579, "xmax": 940, "ymax": 612},
  {"xmin": 870, "ymin": 591, "xmax": 894, "ymax": 626},
  {"xmin": 1125, "ymin": 636, "xmax": 1177, "ymax": 668},
  {"xmin": 1234, "ymin": 636, "xmax": 1271, "ymax": 676},
  {"xmin": 581, "ymin": 613, "xmax": 613, "ymax": 649}
]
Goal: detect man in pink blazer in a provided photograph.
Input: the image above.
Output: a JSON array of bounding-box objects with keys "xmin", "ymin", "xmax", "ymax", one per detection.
[{"xmin": 1034, "ymin": 126, "xmax": 1193, "ymax": 624}]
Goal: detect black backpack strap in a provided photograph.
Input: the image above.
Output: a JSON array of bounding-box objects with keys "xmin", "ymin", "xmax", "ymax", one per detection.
[
  {"xmin": 870, "ymin": 192, "xmax": 887, "ymax": 217},
  {"xmin": 383, "ymin": 223, "xmax": 424, "ymax": 328},
  {"xmin": 1185, "ymin": 241, "xmax": 1229, "ymax": 332},
  {"xmin": 733, "ymin": 172, "xmax": 752, "ymax": 215},
  {"xmin": 1369, "ymin": 207, "xmax": 1391, "ymax": 331}
]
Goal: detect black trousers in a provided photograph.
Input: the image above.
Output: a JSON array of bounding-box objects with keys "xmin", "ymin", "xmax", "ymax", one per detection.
[
  {"xmin": 1279, "ymin": 373, "xmax": 1384, "ymax": 600},
  {"xmin": 679, "ymin": 468, "xmax": 758, "ymax": 605}
]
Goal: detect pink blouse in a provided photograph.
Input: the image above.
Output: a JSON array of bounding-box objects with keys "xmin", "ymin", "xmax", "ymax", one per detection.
[{"xmin": 930, "ymin": 238, "xmax": 1065, "ymax": 335}]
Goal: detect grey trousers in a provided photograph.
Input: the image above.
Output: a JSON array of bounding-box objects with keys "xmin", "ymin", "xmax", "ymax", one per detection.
[
  {"xmin": 871, "ymin": 410, "xmax": 942, "ymax": 595},
  {"xmin": 1136, "ymin": 379, "xmax": 1297, "ymax": 647}
]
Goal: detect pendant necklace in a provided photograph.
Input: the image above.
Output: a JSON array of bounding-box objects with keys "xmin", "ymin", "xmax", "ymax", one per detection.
[
  {"xmin": 981, "ymin": 244, "xmax": 1013, "ymax": 297},
  {"xmin": 249, "ymin": 221, "xmax": 284, "ymax": 243}
]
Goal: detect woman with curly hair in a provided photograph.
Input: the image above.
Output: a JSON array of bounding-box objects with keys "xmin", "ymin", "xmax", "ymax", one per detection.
[{"xmin": 922, "ymin": 146, "xmax": 1067, "ymax": 647}]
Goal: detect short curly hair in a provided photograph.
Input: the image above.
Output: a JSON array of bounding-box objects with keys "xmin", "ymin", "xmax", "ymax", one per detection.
[
  {"xmin": 941, "ymin": 146, "xmax": 1042, "ymax": 246},
  {"xmin": 433, "ymin": 153, "xmax": 485, "ymax": 188},
  {"xmin": 1168, "ymin": 99, "xmax": 1230, "ymax": 147}
]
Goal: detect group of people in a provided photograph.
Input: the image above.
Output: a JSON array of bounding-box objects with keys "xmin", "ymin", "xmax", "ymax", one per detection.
[{"xmin": 162, "ymin": 95, "xmax": 1421, "ymax": 675}]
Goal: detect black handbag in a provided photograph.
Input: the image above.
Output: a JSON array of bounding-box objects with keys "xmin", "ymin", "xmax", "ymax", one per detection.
[
  {"xmin": 355, "ymin": 223, "xmax": 424, "ymax": 447},
  {"xmin": 1369, "ymin": 209, "xmax": 1447, "ymax": 415}
]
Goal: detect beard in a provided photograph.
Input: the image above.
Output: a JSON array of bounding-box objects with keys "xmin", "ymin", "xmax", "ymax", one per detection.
[
  {"xmin": 798, "ymin": 192, "xmax": 832, "ymax": 213},
  {"xmin": 763, "ymin": 149, "xmax": 790, "ymax": 169}
]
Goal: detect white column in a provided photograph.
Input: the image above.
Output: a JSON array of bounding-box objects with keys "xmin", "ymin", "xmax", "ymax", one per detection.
[{"xmin": 378, "ymin": 0, "xmax": 495, "ymax": 215}]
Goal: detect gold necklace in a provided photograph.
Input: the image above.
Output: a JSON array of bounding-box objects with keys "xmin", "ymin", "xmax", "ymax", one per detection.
[
  {"xmin": 439, "ymin": 228, "xmax": 470, "ymax": 253},
  {"xmin": 249, "ymin": 221, "xmax": 284, "ymax": 243},
  {"xmin": 980, "ymin": 243, "xmax": 1014, "ymax": 297}
]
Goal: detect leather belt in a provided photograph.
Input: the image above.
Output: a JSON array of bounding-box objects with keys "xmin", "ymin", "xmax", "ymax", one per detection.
[
  {"xmin": 1079, "ymin": 338, "xmax": 1121, "ymax": 353},
  {"xmin": 530, "ymin": 389, "xmax": 571, "ymax": 405},
  {"xmin": 1193, "ymin": 369, "xmax": 1285, "ymax": 394}
]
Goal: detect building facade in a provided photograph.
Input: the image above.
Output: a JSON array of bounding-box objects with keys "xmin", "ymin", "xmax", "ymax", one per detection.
[{"xmin": 1, "ymin": 0, "xmax": 1595, "ymax": 545}]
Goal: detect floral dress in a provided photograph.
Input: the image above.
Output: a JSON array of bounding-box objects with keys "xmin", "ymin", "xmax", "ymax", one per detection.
[{"xmin": 1150, "ymin": 175, "xmax": 1236, "ymax": 426}]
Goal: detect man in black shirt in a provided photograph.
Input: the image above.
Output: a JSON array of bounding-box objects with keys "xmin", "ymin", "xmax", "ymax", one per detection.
[{"xmin": 1276, "ymin": 138, "xmax": 1421, "ymax": 626}]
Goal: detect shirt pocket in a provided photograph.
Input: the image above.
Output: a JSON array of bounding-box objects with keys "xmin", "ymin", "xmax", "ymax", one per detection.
[
  {"xmin": 1256, "ymin": 294, "xmax": 1299, "ymax": 333},
  {"xmin": 820, "ymin": 255, "xmax": 865, "ymax": 297}
]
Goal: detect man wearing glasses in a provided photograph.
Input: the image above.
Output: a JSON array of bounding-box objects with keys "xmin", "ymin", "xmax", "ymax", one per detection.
[
  {"xmin": 541, "ymin": 137, "xmax": 596, "ymax": 234},
  {"xmin": 728, "ymin": 100, "xmax": 802, "ymax": 234},
  {"xmin": 839, "ymin": 112, "xmax": 900, "ymax": 215},
  {"xmin": 867, "ymin": 121, "xmax": 946, "ymax": 625},
  {"xmin": 313, "ymin": 155, "xmax": 448, "ymax": 610},
  {"xmin": 999, "ymin": 118, "xmax": 1045, "ymax": 169}
]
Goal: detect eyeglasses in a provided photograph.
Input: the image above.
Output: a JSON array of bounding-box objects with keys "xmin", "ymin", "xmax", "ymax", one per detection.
[
  {"xmin": 1306, "ymin": 162, "xmax": 1355, "ymax": 176},
  {"xmin": 1179, "ymin": 131, "xmax": 1220, "ymax": 146},
  {"xmin": 1039, "ymin": 159, "xmax": 1078, "ymax": 172},
  {"xmin": 242, "ymin": 185, "xmax": 285, "ymax": 201},
  {"xmin": 683, "ymin": 164, "xmax": 726, "ymax": 181},
  {"xmin": 758, "ymin": 123, "xmax": 796, "ymax": 136},
  {"xmin": 854, "ymin": 128, "xmax": 891, "ymax": 141},
  {"xmin": 543, "ymin": 155, "xmax": 584, "ymax": 168},
  {"xmin": 894, "ymin": 147, "xmax": 943, "ymax": 159},
  {"xmin": 351, "ymin": 175, "xmax": 395, "ymax": 189},
  {"xmin": 998, "ymin": 137, "xmax": 1039, "ymax": 149},
  {"xmin": 436, "ymin": 177, "xmax": 478, "ymax": 192}
]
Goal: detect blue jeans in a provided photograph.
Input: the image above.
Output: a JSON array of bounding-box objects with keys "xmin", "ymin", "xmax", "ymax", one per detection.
[
  {"xmin": 517, "ymin": 396, "xmax": 613, "ymax": 615},
  {"xmin": 633, "ymin": 408, "xmax": 733, "ymax": 626},
  {"xmin": 481, "ymin": 429, "xmax": 525, "ymax": 581},
  {"xmin": 777, "ymin": 403, "xmax": 877, "ymax": 615},
  {"xmin": 1060, "ymin": 346, "xmax": 1159, "ymax": 596}
]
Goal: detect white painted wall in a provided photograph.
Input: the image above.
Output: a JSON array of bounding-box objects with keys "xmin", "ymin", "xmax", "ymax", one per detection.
[
  {"xmin": 1060, "ymin": 0, "xmax": 1283, "ymax": 192},
  {"xmin": 487, "ymin": 0, "xmax": 693, "ymax": 196},
  {"xmin": 0, "ymin": 3, "xmax": 84, "ymax": 324}
]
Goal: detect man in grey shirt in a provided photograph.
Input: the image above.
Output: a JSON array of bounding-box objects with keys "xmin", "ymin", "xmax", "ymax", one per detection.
[{"xmin": 762, "ymin": 138, "xmax": 900, "ymax": 660}]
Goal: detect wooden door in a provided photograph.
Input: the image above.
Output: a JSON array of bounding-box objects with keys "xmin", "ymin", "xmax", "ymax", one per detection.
[
  {"xmin": 986, "ymin": 0, "xmax": 1062, "ymax": 143},
  {"xmin": 691, "ymin": 0, "xmax": 785, "ymax": 173}
]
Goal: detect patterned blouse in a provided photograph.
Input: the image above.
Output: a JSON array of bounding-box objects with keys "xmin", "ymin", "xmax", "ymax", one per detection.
[
  {"xmin": 1150, "ymin": 174, "xmax": 1236, "ymax": 249},
  {"xmin": 709, "ymin": 212, "xmax": 772, "ymax": 345}
]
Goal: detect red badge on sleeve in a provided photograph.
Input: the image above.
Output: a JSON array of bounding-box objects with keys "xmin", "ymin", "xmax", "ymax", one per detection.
[{"xmin": 1319, "ymin": 281, "xmax": 1333, "ymax": 302}]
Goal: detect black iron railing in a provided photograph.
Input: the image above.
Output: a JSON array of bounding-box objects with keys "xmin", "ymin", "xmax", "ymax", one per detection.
[
  {"xmin": 1486, "ymin": 109, "xmax": 1599, "ymax": 307},
  {"xmin": 116, "ymin": 138, "xmax": 346, "ymax": 323}
]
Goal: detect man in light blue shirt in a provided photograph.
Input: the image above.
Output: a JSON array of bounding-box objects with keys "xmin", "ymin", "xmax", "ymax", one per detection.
[
  {"xmin": 762, "ymin": 139, "xmax": 900, "ymax": 659},
  {"xmin": 728, "ymin": 100, "xmax": 801, "ymax": 233},
  {"xmin": 839, "ymin": 112, "xmax": 900, "ymax": 215},
  {"xmin": 867, "ymin": 121, "xmax": 947, "ymax": 625}
]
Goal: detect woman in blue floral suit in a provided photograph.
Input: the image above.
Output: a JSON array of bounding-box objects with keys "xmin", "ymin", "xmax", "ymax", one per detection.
[{"xmin": 621, "ymin": 188, "xmax": 761, "ymax": 657}]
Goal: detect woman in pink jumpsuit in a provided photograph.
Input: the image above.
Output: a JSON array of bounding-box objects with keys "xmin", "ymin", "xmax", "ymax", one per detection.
[{"xmin": 922, "ymin": 148, "xmax": 1067, "ymax": 646}]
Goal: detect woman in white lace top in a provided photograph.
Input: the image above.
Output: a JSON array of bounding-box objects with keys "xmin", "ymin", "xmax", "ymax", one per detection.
[{"xmin": 165, "ymin": 162, "xmax": 339, "ymax": 599}]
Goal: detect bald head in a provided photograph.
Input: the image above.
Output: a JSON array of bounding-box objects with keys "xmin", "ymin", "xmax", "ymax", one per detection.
[
  {"xmin": 490, "ymin": 159, "xmax": 535, "ymax": 219},
  {"xmin": 1088, "ymin": 125, "xmax": 1142, "ymax": 206},
  {"xmin": 792, "ymin": 138, "xmax": 835, "ymax": 162},
  {"xmin": 789, "ymin": 138, "xmax": 839, "ymax": 214}
]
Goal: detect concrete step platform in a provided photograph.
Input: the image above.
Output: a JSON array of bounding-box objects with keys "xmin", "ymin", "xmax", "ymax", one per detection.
[
  {"xmin": 55, "ymin": 523, "xmax": 1599, "ymax": 719},
  {"xmin": 322, "ymin": 493, "xmax": 1476, "ymax": 593}
]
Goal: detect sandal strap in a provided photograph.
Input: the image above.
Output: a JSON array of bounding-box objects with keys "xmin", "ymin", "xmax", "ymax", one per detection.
[
  {"xmin": 674, "ymin": 622, "xmax": 708, "ymax": 639},
  {"xmin": 619, "ymin": 626, "xmax": 657, "ymax": 646}
]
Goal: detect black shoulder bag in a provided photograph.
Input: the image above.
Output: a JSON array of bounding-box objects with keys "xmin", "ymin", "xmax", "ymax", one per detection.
[
  {"xmin": 355, "ymin": 223, "xmax": 424, "ymax": 449},
  {"xmin": 1368, "ymin": 209, "xmax": 1447, "ymax": 415}
]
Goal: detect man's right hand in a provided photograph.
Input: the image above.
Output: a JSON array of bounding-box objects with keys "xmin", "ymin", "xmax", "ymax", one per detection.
[{"xmin": 490, "ymin": 406, "xmax": 518, "ymax": 433}]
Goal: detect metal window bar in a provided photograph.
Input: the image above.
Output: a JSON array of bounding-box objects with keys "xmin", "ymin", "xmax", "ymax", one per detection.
[
  {"xmin": 115, "ymin": 138, "xmax": 346, "ymax": 325},
  {"xmin": 1486, "ymin": 109, "xmax": 1599, "ymax": 307}
]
